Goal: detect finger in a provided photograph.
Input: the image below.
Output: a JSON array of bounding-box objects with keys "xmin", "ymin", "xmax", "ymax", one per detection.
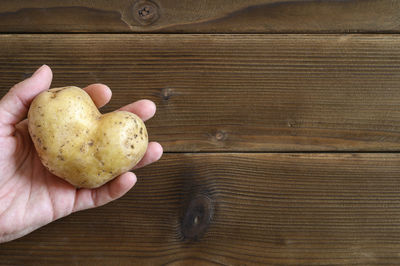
[
  {"xmin": 133, "ymin": 142, "xmax": 163, "ymax": 169},
  {"xmin": 0, "ymin": 65, "xmax": 52, "ymax": 127},
  {"xmin": 83, "ymin": 84, "xmax": 112, "ymax": 108},
  {"xmin": 119, "ymin": 99, "xmax": 156, "ymax": 121},
  {"xmin": 72, "ymin": 172, "xmax": 136, "ymax": 212}
]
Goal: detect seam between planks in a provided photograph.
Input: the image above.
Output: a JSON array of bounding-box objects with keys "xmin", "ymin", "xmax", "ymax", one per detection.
[
  {"xmin": 0, "ymin": 31, "xmax": 400, "ymax": 35},
  {"xmin": 164, "ymin": 151, "xmax": 400, "ymax": 154}
]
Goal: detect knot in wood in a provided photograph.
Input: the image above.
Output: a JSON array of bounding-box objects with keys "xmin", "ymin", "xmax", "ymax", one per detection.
[
  {"xmin": 181, "ymin": 194, "xmax": 213, "ymax": 241},
  {"xmin": 215, "ymin": 130, "xmax": 227, "ymax": 141},
  {"xmin": 133, "ymin": 0, "xmax": 160, "ymax": 25},
  {"xmin": 161, "ymin": 87, "xmax": 172, "ymax": 100}
]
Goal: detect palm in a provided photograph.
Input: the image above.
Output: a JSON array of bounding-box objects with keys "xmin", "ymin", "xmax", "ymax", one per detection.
[
  {"xmin": 0, "ymin": 65, "xmax": 162, "ymax": 243},
  {"xmin": 0, "ymin": 124, "xmax": 77, "ymax": 241}
]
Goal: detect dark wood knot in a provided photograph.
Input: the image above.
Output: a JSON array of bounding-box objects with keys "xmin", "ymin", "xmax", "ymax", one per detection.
[
  {"xmin": 133, "ymin": 0, "xmax": 160, "ymax": 25},
  {"xmin": 181, "ymin": 194, "xmax": 213, "ymax": 241},
  {"xmin": 161, "ymin": 87, "xmax": 173, "ymax": 100}
]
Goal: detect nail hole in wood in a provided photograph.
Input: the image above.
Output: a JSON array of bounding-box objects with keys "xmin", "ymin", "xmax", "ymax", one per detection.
[{"xmin": 161, "ymin": 87, "xmax": 173, "ymax": 100}]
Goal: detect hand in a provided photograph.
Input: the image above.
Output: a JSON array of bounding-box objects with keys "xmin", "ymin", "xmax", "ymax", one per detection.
[{"xmin": 0, "ymin": 65, "xmax": 163, "ymax": 243}]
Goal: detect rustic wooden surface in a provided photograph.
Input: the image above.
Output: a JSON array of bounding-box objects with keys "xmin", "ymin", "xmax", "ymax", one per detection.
[
  {"xmin": 0, "ymin": 0, "xmax": 399, "ymax": 33},
  {"xmin": 1, "ymin": 0, "xmax": 400, "ymax": 265},
  {"xmin": 1, "ymin": 34, "xmax": 400, "ymax": 152},
  {"xmin": 2, "ymin": 153, "xmax": 400, "ymax": 265}
]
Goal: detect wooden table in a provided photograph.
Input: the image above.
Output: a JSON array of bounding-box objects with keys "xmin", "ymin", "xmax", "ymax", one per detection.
[{"xmin": 1, "ymin": 1, "xmax": 400, "ymax": 265}]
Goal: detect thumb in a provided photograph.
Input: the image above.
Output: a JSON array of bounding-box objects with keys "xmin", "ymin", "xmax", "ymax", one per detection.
[{"xmin": 0, "ymin": 65, "xmax": 52, "ymax": 128}]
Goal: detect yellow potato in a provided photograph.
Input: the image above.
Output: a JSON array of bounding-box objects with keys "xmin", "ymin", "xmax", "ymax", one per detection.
[{"xmin": 28, "ymin": 86, "xmax": 148, "ymax": 188}]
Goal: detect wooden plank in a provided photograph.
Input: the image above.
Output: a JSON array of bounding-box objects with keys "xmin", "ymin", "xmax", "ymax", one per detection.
[
  {"xmin": 1, "ymin": 153, "xmax": 400, "ymax": 265},
  {"xmin": 1, "ymin": 34, "xmax": 400, "ymax": 152},
  {"xmin": 0, "ymin": 0, "xmax": 399, "ymax": 33}
]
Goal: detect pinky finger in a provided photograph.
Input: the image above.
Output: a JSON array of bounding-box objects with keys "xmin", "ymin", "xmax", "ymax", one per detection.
[{"xmin": 72, "ymin": 172, "xmax": 137, "ymax": 212}]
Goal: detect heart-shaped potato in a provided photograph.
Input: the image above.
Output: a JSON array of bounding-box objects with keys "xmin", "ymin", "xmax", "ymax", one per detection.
[{"xmin": 28, "ymin": 86, "xmax": 148, "ymax": 188}]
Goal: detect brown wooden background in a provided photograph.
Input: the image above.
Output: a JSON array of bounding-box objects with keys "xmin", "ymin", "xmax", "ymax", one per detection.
[{"xmin": 1, "ymin": 1, "xmax": 400, "ymax": 265}]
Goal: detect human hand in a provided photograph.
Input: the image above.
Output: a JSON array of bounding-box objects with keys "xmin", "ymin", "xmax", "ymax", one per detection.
[{"xmin": 0, "ymin": 65, "xmax": 163, "ymax": 243}]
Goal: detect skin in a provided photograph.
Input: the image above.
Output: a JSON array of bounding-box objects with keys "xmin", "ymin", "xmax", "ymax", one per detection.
[{"xmin": 0, "ymin": 65, "xmax": 163, "ymax": 243}]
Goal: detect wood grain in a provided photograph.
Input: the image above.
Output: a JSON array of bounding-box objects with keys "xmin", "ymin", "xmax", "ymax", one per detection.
[
  {"xmin": 1, "ymin": 34, "xmax": 400, "ymax": 152},
  {"xmin": 1, "ymin": 153, "xmax": 400, "ymax": 265},
  {"xmin": 0, "ymin": 0, "xmax": 399, "ymax": 33}
]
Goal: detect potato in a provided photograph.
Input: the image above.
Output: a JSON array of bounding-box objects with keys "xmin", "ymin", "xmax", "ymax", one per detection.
[{"xmin": 27, "ymin": 86, "xmax": 148, "ymax": 188}]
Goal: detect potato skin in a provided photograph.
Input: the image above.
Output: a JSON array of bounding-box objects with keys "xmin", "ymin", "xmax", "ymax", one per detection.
[{"xmin": 28, "ymin": 86, "xmax": 148, "ymax": 188}]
